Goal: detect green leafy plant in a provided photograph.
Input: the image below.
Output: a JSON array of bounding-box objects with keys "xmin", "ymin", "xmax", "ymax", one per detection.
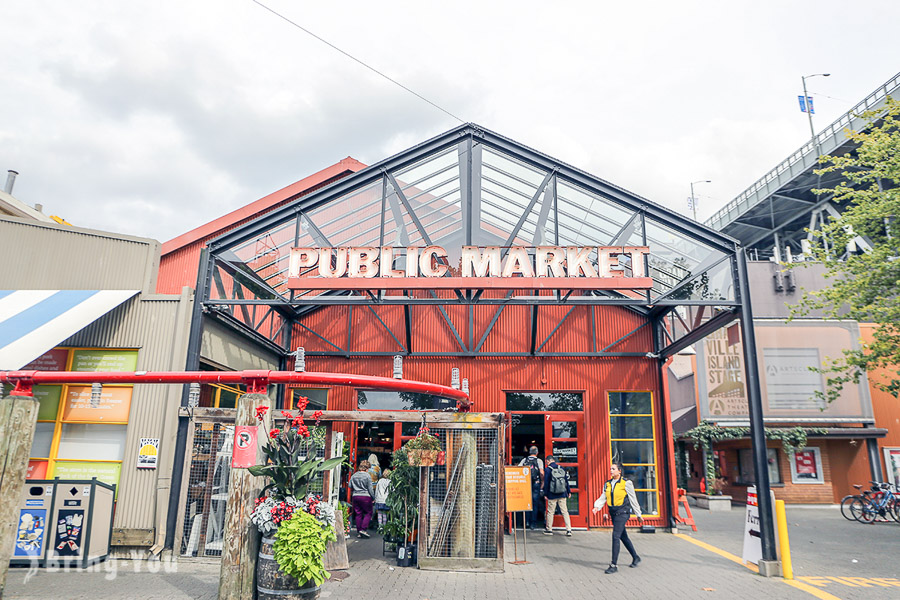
[
  {"xmin": 272, "ymin": 509, "xmax": 337, "ymax": 586},
  {"xmin": 381, "ymin": 446, "xmax": 419, "ymax": 542},
  {"xmin": 404, "ymin": 426, "xmax": 441, "ymax": 451},
  {"xmin": 682, "ymin": 421, "xmax": 825, "ymax": 492},
  {"xmin": 248, "ymin": 407, "xmax": 344, "ymax": 499}
]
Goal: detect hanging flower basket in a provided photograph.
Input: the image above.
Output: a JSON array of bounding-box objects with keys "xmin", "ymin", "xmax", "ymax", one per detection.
[{"xmin": 407, "ymin": 449, "xmax": 440, "ymax": 467}]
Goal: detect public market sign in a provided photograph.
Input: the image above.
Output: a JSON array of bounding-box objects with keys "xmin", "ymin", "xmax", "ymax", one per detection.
[{"xmin": 287, "ymin": 245, "xmax": 653, "ymax": 290}]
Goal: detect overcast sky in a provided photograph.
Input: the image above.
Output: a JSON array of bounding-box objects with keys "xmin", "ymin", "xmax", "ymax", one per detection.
[{"xmin": 2, "ymin": 1, "xmax": 897, "ymax": 244}]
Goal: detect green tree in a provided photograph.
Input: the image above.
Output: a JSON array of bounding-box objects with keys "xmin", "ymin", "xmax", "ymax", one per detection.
[{"xmin": 791, "ymin": 96, "xmax": 900, "ymax": 402}]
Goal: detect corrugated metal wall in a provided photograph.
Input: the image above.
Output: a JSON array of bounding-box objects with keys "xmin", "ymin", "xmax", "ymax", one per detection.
[
  {"xmin": 0, "ymin": 215, "xmax": 159, "ymax": 291},
  {"xmin": 290, "ymin": 303, "xmax": 665, "ymax": 526},
  {"xmin": 61, "ymin": 290, "xmax": 193, "ymax": 531}
]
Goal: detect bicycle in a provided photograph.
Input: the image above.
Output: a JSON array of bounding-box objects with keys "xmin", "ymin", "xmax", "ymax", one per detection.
[{"xmin": 848, "ymin": 481, "xmax": 900, "ymax": 524}]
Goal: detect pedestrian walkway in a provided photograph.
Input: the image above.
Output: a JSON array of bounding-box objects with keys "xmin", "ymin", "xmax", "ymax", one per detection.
[
  {"xmin": 8, "ymin": 512, "xmax": 897, "ymax": 600},
  {"xmin": 3, "ymin": 529, "xmax": 808, "ymax": 599}
]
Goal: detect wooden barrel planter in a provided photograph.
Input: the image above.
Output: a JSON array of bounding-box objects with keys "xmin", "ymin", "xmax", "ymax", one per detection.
[{"xmin": 257, "ymin": 536, "xmax": 321, "ymax": 600}]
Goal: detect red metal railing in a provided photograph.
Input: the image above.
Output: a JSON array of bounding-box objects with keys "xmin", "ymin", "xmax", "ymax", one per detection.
[{"xmin": 0, "ymin": 369, "xmax": 470, "ymax": 408}]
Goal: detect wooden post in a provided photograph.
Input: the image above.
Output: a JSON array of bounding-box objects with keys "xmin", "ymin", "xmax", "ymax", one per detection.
[
  {"xmin": 0, "ymin": 394, "xmax": 40, "ymax": 599},
  {"xmin": 218, "ymin": 393, "xmax": 272, "ymax": 600}
]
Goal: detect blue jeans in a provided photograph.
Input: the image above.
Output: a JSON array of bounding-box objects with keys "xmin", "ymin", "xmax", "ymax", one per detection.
[{"xmin": 525, "ymin": 492, "xmax": 542, "ymax": 528}]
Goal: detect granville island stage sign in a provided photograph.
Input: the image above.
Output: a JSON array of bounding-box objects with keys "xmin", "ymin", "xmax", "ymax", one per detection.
[{"xmin": 287, "ymin": 245, "xmax": 653, "ymax": 290}]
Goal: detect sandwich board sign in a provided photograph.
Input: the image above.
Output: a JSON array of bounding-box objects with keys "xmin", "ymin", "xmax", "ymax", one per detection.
[{"xmin": 742, "ymin": 486, "xmax": 778, "ymax": 566}]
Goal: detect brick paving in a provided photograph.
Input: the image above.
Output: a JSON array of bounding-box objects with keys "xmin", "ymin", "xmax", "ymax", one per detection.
[
  {"xmin": 5, "ymin": 528, "xmax": 812, "ymax": 599},
  {"xmin": 10, "ymin": 506, "xmax": 898, "ymax": 600}
]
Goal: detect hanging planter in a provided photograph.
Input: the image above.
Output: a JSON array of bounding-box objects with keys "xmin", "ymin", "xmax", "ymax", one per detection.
[
  {"xmin": 403, "ymin": 425, "xmax": 442, "ymax": 466},
  {"xmin": 407, "ymin": 449, "xmax": 440, "ymax": 467}
]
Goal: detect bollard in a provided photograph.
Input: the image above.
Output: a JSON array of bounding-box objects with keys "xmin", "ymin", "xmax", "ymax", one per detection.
[{"xmin": 774, "ymin": 499, "xmax": 793, "ymax": 580}]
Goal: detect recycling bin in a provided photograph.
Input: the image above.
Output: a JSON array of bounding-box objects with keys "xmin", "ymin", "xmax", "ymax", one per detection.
[
  {"xmin": 10, "ymin": 478, "xmax": 116, "ymax": 568},
  {"xmin": 9, "ymin": 481, "xmax": 55, "ymax": 566}
]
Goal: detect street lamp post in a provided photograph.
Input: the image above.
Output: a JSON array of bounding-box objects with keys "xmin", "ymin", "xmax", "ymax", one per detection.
[
  {"xmin": 689, "ymin": 179, "xmax": 711, "ymax": 221},
  {"xmin": 801, "ymin": 73, "xmax": 830, "ymax": 154}
]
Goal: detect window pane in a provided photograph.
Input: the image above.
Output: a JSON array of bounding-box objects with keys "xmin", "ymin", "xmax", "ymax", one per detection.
[
  {"xmin": 566, "ymin": 492, "xmax": 580, "ymax": 515},
  {"xmin": 552, "ymin": 440, "xmax": 578, "ymax": 462},
  {"xmin": 563, "ymin": 466, "xmax": 578, "ymax": 488},
  {"xmin": 292, "ymin": 388, "xmax": 327, "ymax": 410},
  {"xmin": 506, "ymin": 392, "xmax": 583, "ymax": 412},
  {"xmin": 636, "ymin": 491, "xmax": 658, "ymax": 515},
  {"xmin": 552, "ymin": 421, "xmax": 577, "ymax": 438},
  {"xmin": 608, "ymin": 392, "xmax": 651, "ymax": 415},
  {"xmin": 358, "ymin": 391, "xmax": 455, "ymax": 410},
  {"xmin": 31, "ymin": 423, "xmax": 55, "ymax": 458},
  {"xmin": 623, "ymin": 465, "xmax": 657, "ymax": 490},
  {"xmin": 611, "ymin": 441, "xmax": 655, "ymax": 464},
  {"xmin": 401, "ymin": 422, "xmax": 420, "ymax": 437},
  {"xmin": 57, "ymin": 424, "xmax": 127, "ymax": 461},
  {"xmin": 34, "ymin": 385, "xmax": 62, "ymax": 420},
  {"xmin": 218, "ymin": 388, "xmax": 238, "ymax": 409},
  {"xmin": 738, "ymin": 448, "xmax": 780, "ymax": 484},
  {"xmin": 53, "ymin": 461, "xmax": 122, "ymax": 492},
  {"xmin": 610, "ymin": 416, "xmax": 653, "ymax": 440},
  {"xmin": 62, "ymin": 385, "xmax": 132, "ymax": 422}
]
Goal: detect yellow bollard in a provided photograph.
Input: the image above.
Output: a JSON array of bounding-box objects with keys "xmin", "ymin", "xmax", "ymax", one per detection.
[{"xmin": 775, "ymin": 499, "xmax": 793, "ymax": 580}]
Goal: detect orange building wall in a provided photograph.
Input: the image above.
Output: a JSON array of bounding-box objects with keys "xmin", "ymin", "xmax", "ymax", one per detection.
[
  {"xmin": 860, "ymin": 325, "xmax": 900, "ymax": 482},
  {"xmin": 289, "ymin": 301, "xmax": 666, "ymax": 527}
]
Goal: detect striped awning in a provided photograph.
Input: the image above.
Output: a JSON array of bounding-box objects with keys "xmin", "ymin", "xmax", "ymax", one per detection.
[{"xmin": 0, "ymin": 290, "xmax": 138, "ymax": 370}]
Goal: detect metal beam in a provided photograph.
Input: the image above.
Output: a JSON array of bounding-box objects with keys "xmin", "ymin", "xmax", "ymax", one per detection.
[
  {"xmin": 365, "ymin": 304, "xmax": 407, "ymax": 353},
  {"xmin": 600, "ymin": 321, "xmax": 649, "ymax": 353},
  {"xmin": 296, "ymin": 321, "xmax": 344, "ymax": 353},
  {"xmin": 737, "ymin": 248, "xmax": 776, "ymax": 563},
  {"xmin": 536, "ymin": 305, "xmax": 576, "ymax": 352},
  {"xmin": 530, "ymin": 305, "xmax": 538, "ymax": 354},
  {"xmin": 658, "ymin": 308, "xmax": 738, "ymax": 358}
]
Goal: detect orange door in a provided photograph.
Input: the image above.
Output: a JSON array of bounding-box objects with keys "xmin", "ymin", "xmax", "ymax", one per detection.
[{"xmin": 545, "ymin": 414, "xmax": 587, "ymax": 528}]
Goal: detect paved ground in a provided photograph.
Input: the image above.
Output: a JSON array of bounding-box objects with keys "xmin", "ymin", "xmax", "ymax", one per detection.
[
  {"xmin": 6, "ymin": 506, "xmax": 900, "ymax": 599},
  {"xmin": 687, "ymin": 503, "xmax": 900, "ymax": 599}
]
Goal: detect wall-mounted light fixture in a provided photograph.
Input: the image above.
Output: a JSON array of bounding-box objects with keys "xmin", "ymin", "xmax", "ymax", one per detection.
[
  {"xmin": 451, "ymin": 367, "xmax": 460, "ymax": 390},
  {"xmin": 294, "ymin": 347, "xmax": 306, "ymax": 372},
  {"xmin": 393, "ymin": 355, "xmax": 403, "ymax": 379},
  {"xmin": 188, "ymin": 382, "xmax": 201, "ymax": 408},
  {"xmin": 90, "ymin": 383, "xmax": 102, "ymax": 408},
  {"xmin": 461, "ymin": 378, "xmax": 469, "ymax": 394}
]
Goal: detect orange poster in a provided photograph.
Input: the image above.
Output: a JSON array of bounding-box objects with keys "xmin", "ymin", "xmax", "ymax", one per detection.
[
  {"xmin": 505, "ymin": 466, "xmax": 533, "ymax": 512},
  {"xmin": 62, "ymin": 385, "xmax": 132, "ymax": 422}
]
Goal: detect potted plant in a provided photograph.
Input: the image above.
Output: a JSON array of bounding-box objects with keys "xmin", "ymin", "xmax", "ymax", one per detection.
[
  {"xmin": 404, "ymin": 425, "xmax": 442, "ymax": 466},
  {"xmin": 248, "ymin": 403, "xmax": 343, "ymax": 599},
  {"xmin": 383, "ymin": 446, "xmax": 421, "ymax": 565}
]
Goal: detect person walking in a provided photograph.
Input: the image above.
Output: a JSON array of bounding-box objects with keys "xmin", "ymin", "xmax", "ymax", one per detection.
[
  {"xmin": 349, "ymin": 460, "xmax": 376, "ymax": 538},
  {"xmin": 374, "ymin": 468, "xmax": 392, "ymax": 529},
  {"xmin": 367, "ymin": 453, "xmax": 382, "ymax": 483},
  {"xmin": 591, "ymin": 461, "xmax": 643, "ymax": 573},
  {"xmin": 517, "ymin": 446, "xmax": 544, "ymax": 530},
  {"xmin": 543, "ymin": 454, "xmax": 572, "ymax": 537}
]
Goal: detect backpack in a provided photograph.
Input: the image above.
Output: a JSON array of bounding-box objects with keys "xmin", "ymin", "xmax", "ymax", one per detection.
[
  {"xmin": 525, "ymin": 457, "xmax": 542, "ymax": 490},
  {"xmin": 548, "ymin": 465, "xmax": 568, "ymax": 495}
]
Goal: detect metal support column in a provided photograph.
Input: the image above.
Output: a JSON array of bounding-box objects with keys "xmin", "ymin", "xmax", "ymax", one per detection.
[
  {"xmin": 865, "ymin": 425, "xmax": 883, "ymax": 482},
  {"xmin": 164, "ymin": 247, "xmax": 212, "ymax": 550},
  {"xmin": 736, "ymin": 248, "xmax": 776, "ymax": 562}
]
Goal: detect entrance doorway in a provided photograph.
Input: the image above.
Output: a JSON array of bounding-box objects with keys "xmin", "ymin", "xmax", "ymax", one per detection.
[{"xmin": 506, "ymin": 391, "xmax": 587, "ymax": 529}]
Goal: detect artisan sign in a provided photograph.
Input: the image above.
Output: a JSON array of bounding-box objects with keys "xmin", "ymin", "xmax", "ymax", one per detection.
[{"xmin": 288, "ymin": 245, "xmax": 652, "ymax": 290}]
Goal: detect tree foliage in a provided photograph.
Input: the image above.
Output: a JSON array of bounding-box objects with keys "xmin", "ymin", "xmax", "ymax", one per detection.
[{"xmin": 791, "ymin": 96, "xmax": 900, "ymax": 401}]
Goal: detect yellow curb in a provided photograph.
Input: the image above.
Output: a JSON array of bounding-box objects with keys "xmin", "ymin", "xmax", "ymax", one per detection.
[{"xmin": 672, "ymin": 534, "xmax": 843, "ymax": 600}]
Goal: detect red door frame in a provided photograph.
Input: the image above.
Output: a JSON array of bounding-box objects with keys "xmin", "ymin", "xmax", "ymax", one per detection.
[{"xmin": 544, "ymin": 414, "xmax": 587, "ymax": 528}]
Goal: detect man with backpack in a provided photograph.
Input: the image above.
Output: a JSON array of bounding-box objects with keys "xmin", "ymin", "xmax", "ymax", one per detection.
[
  {"xmin": 542, "ymin": 453, "xmax": 572, "ymax": 537},
  {"xmin": 517, "ymin": 446, "xmax": 544, "ymax": 530}
]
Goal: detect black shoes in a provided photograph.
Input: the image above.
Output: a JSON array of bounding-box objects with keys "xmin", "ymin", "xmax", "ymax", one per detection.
[
  {"xmin": 604, "ymin": 565, "xmax": 618, "ymax": 574},
  {"xmin": 543, "ymin": 529, "xmax": 554, "ymax": 536},
  {"xmin": 630, "ymin": 556, "xmax": 641, "ymax": 568}
]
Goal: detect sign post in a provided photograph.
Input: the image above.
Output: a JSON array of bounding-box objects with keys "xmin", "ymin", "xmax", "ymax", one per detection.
[{"xmin": 504, "ymin": 466, "xmax": 533, "ymax": 565}]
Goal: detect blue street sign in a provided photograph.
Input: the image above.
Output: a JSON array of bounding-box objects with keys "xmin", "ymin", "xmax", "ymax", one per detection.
[{"xmin": 798, "ymin": 95, "xmax": 815, "ymax": 114}]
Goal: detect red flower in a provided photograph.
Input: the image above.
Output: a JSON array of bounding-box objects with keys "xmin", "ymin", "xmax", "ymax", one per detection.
[
  {"xmin": 297, "ymin": 425, "xmax": 310, "ymax": 438},
  {"xmin": 296, "ymin": 396, "xmax": 309, "ymax": 411},
  {"xmin": 281, "ymin": 410, "xmax": 292, "ymax": 418},
  {"xmin": 312, "ymin": 410, "xmax": 323, "ymax": 421},
  {"xmin": 291, "ymin": 416, "xmax": 304, "ymax": 429},
  {"xmin": 255, "ymin": 406, "xmax": 269, "ymax": 422},
  {"xmin": 269, "ymin": 428, "xmax": 280, "ymax": 439}
]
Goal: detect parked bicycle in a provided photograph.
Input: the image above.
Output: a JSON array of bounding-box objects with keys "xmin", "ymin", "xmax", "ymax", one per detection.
[{"xmin": 842, "ymin": 481, "xmax": 900, "ymax": 523}]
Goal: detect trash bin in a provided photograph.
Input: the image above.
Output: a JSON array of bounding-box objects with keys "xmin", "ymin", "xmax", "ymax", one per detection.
[
  {"xmin": 9, "ymin": 478, "xmax": 116, "ymax": 568},
  {"xmin": 9, "ymin": 481, "xmax": 55, "ymax": 567}
]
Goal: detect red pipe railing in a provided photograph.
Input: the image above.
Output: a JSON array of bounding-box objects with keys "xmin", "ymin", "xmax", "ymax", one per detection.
[{"xmin": 0, "ymin": 369, "xmax": 470, "ymax": 407}]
